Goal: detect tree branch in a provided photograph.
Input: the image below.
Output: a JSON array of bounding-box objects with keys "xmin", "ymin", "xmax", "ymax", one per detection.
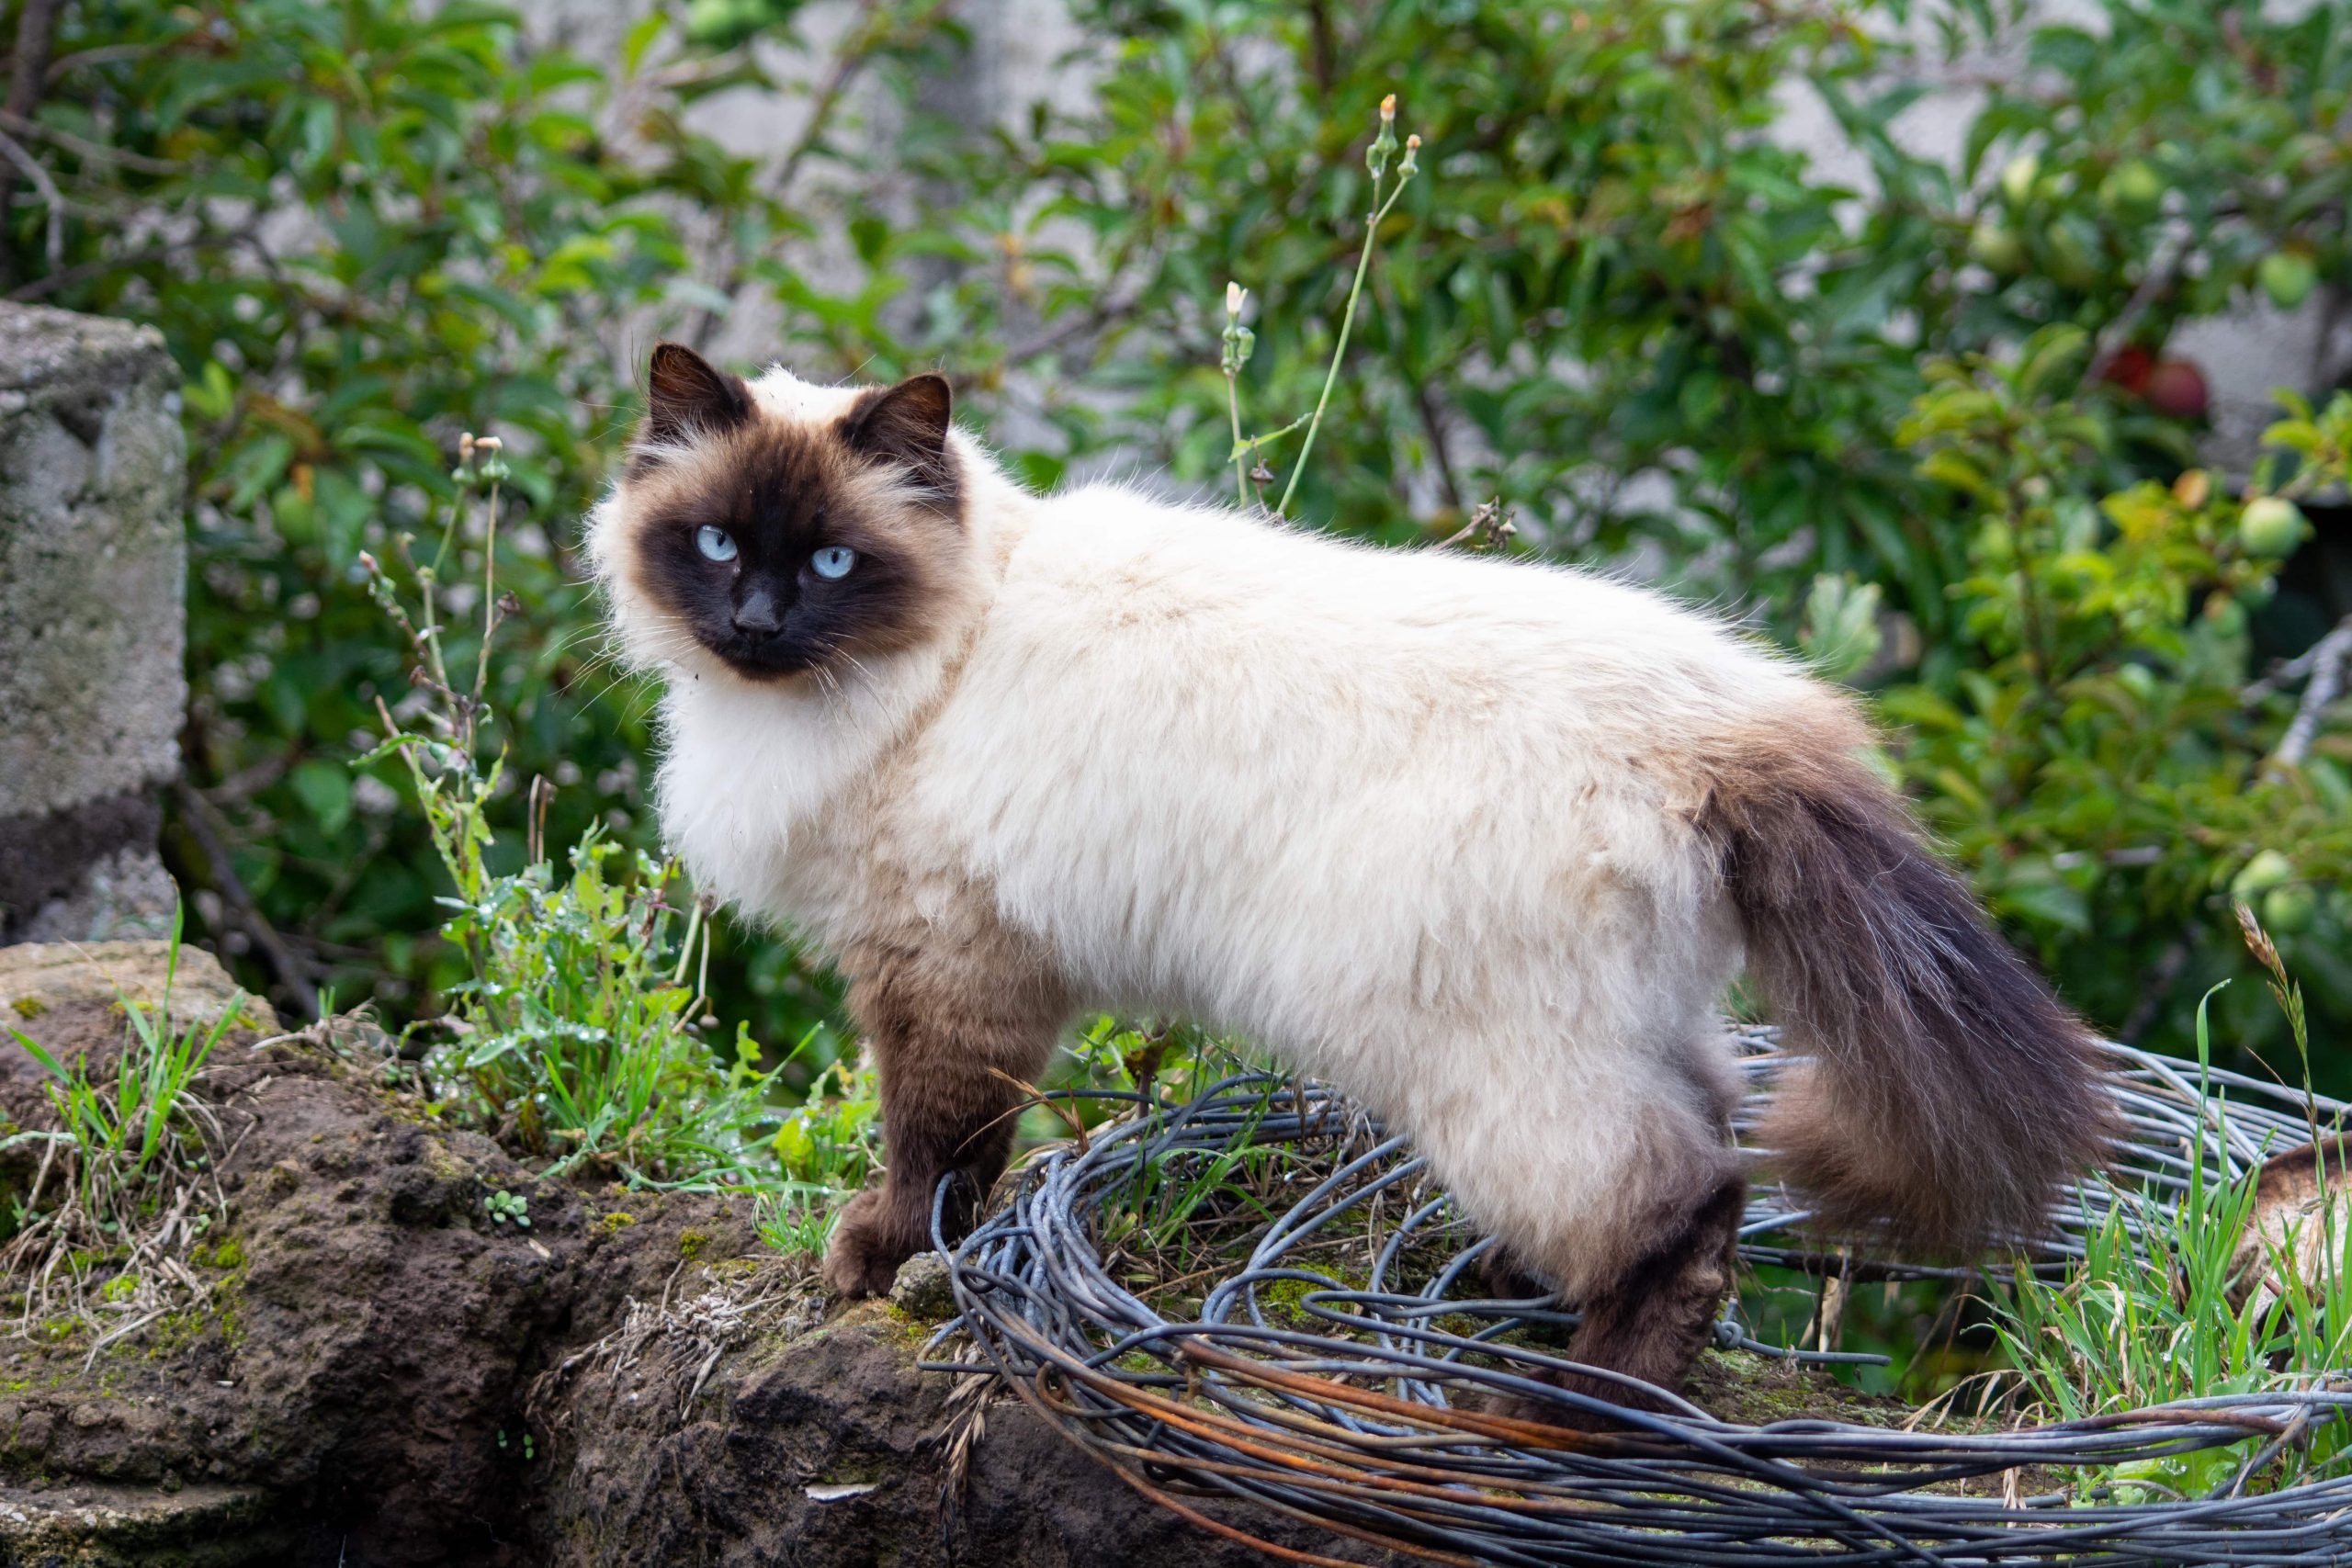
[
  {"xmin": 0, "ymin": 124, "xmax": 59, "ymax": 267},
  {"xmin": 684, "ymin": 0, "xmax": 899, "ymax": 355},
  {"xmin": 168, "ymin": 779, "xmax": 322, "ymax": 1022},
  {"xmin": 0, "ymin": 107, "xmax": 183, "ymax": 174},
  {"xmin": 2268, "ymin": 615, "xmax": 2352, "ymax": 770},
  {"xmin": 0, "ymin": 0, "xmax": 62, "ymax": 283}
]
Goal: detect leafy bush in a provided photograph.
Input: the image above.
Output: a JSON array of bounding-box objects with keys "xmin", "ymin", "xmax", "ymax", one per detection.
[
  {"xmin": 6, "ymin": 0, "xmax": 932, "ymax": 1051},
  {"xmin": 7, "ymin": 0, "xmax": 2348, "ymax": 1085},
  {"xmin": 1874, "ymin": 357, "xmax": 2352, "ymax": 1055},
  {"xmin": 985, "ymin": 1, "xmax": 2347, "ymax": 593}
]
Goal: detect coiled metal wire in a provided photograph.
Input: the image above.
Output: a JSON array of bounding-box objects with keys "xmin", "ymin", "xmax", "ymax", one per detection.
[
  {"xmin": 935, "ymin": 1034, "xmax": 2352, "ymax": 1561},
  {"xmin": 934, "ymin": 1031, "xmax": 2352, "ymax": 1564}
]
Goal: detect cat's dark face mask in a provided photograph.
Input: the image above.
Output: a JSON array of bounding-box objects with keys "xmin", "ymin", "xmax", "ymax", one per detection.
[{"xmin": 619, "ymin": 344, "xmax": 962, "ymax": 683}]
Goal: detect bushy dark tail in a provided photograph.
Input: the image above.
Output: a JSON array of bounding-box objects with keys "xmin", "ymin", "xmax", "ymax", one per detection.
[{"xmin": 1697, "ymin": 721, "xmax": 2115, "ymax": 1252}]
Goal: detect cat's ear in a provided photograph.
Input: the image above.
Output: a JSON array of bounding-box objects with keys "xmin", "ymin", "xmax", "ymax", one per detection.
[
  {"xmin": 842, "ymin": 373, "xmax": 955, "ymax": 493},
  {"xmin": 640, "ymin": 342, "xmax": 751, "ymax": 452}
]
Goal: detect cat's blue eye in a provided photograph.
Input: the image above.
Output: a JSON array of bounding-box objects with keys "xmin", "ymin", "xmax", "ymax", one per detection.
[
  {"xmin": 810, "ymin": 545, "xmax": 856, "ymax": 580},
  {"xmin": 695, "ymin": 525, "xmax": 737, "ymax": 563}
]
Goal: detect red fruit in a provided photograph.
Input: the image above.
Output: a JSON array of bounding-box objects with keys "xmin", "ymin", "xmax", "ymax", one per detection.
[
  {"xmin": 2099, "ymin": 345, "xmax": 2154, "ymax": 396},
  {"xmin": 2143, "ymin": 358, "xmax": 2209, "ymax": 421}
]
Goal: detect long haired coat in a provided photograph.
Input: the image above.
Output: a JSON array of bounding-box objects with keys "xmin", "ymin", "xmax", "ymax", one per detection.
[{"xmin": 591, "ymin": 346, "xmax": 2110, "ymax": 1398}]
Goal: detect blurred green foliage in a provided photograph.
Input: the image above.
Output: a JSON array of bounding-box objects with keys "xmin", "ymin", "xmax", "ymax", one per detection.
[
  {"xmin": 1882, "ymin": 344, "xmax": 2352, "ymax": 1055},
  {"xmin": 6, "ymin": 0, "xmax": 2348, "ymax": 1085}
]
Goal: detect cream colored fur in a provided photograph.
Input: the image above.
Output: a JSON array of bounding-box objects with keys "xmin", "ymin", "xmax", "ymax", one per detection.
[{"xmin": 589, "ymin": 366, "xmax": 1857, "ymax": 1299}]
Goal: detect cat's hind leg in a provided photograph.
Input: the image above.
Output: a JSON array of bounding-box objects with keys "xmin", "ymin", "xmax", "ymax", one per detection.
[
  {"xmin": 1544, "ymin": 1160, "xmax": 1745, "ymax": 1409},
  {"xmin": 1404, "ymin": 1030, "xmax": 1744, "ymax": 1416}
]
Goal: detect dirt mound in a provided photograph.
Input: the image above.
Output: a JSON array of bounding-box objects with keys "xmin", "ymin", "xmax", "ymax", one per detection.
[
  {"xmin": 0, "ymin": 985, "xmax": 756, "ymax": 1564},
  {"xmin": 0, "ymin": 945, "xmax": 1396, "ymax": 1566}
]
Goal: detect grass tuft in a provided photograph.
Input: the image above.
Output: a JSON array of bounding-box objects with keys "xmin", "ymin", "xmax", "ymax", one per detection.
[
  {"xmin": 0, "ymin": 909, "xmax": 240, "ymax": 1356},
  {"xmin": 1986, "ymin": 913, "xmax": 2352, "ymax": 1497}
]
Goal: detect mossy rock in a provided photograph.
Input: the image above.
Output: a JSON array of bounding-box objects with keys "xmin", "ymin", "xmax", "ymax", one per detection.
[{"xmin": 0, "ymin": 942, "xmax": 277, "ymax": 1038}]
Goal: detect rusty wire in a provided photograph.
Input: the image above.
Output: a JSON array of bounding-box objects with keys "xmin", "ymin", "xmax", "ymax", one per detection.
[{"xmin": 933, "ymin": 1030, "xmax": 2352, "ymax": 1564}]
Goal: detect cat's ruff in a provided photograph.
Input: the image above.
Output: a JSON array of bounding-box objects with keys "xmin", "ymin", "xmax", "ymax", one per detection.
[{"xmin": 590, "ymin": 348, "xmax": 2111, "ymax": 1400}]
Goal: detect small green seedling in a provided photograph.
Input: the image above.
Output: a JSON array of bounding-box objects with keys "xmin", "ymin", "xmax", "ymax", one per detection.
[{"xmin": 484, "ymin": 1190, "xmax": 530, "ymax": 1228}]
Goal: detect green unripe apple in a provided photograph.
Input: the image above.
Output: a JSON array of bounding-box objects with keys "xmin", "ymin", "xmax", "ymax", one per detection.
[
  {"xmin": 1999, "ymin": 152, "xmax": 2041, "ymax": 208},
  {"xmin": 2047, "ymin": 224, "xmax": 2100, "ymax": 290},
  {"xmin": 2232, "ymin": 848, "xmax": 2296, "ymax": 901},
  {"xmin": 684, "ymin": 0, "xmax": 764, "ymax": 44},
  {"xmin": 271, "ymin": 484, "xmax": 317, "ymax": 545},
  {"xmin": 1970, "ymin": 220, "xmax": 2027, "ymax": 276},
  {"xmin": 2263, "ymin": 884, "xmax": 2318, "ymax": 935},
  {"xmin": 2238, "ymin": 496, "xmax": 2307, "ymax": 558},
  {"xmin": 2099, "ymin": 159, "xmax": 2163, "ymax": 217},
  {"xmin": 2258, "ymin": 251, "xmax": 2319, "ymax": 312}
]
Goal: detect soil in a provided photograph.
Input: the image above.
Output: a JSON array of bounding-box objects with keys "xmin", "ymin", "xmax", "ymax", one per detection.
[{"xmin": 0, "ymin": 947, "xmax": 1399, "ymax": 1567}]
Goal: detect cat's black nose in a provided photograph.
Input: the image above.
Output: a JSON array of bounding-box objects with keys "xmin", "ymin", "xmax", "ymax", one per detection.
[{"xmin": 733, "ymin": 583, "xmax": 785, "ymax": 636}]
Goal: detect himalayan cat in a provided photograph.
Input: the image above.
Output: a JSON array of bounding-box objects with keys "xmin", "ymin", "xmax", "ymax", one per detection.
[{"xmin": 589, "ymin": 343, "xmax": 2112, "ymax": 1404}]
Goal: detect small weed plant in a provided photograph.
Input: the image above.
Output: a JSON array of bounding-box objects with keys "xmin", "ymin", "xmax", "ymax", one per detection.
[
  {"xmin": 0, "ymin": 911, "xmax": 241, "ymax": 1350},
  {"xmin": 1221, "ymin": 94, "xmax": 1423, "ymax": 518},
  {"xmin": 1988, "ymin": 911, "xmax": 2352, "ymax": 1497},
  {"xmin": 363, "ymin": 446, "xmax": 796, "ymax": 1192},
  {"xmin": 756, "ymin": 1053, "xmax": 886, "ymax": 1258}
]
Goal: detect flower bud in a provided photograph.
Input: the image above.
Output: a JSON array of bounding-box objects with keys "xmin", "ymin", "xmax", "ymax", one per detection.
[
  {"xmin": 1367, "ymin": 93, "xmax": 1399, "ymax": 179},
  {"xmin": 1398, "ymin": 133, "xmax": 1420, "ymax": 179},
  {"xmin": 1220, "ymin": 306, "xmax": 1255, "ymax": 377},
  {"xmin": 1220, "ymin": 280, "xmax": 1255, "ymax": 375}
]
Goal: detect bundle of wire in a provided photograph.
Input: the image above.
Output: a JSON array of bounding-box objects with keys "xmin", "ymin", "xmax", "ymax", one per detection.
[{"xmin": 933, "ymin": 1031, "xmax": 2352, "ymax": 1565}]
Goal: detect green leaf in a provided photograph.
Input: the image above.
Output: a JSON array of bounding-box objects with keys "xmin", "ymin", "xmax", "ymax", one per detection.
[
  {"xmin": 222, "ymin": 434, "xmax": 297, "ymax": 513},
  {"xmin": 289, "ymin": 759, "xmax": 356, "ymax": 836},
  {"xmin": 622, "ymin": 12, "xmax": 668, "ymax": 77}
]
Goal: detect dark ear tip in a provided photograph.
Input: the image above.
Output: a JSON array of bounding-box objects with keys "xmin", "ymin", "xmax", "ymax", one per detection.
[
  {"xmin": 639, "ymin": 343, "xmax": 749, "ymax": 448},
  {"xmin": 901, "ymin": 371, "xmax": 952, "ymax": 412}
]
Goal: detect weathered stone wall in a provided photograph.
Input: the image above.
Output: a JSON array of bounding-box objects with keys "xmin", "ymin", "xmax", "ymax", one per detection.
[{"xmin": 0, "ymin": 302, "xmax": 186, "ymax": 942}]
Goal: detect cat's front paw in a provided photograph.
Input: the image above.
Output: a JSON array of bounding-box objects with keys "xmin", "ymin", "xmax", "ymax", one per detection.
[{"xmin": 821, "ymin": 1188, "xmax": 914, "ymax": 1298}]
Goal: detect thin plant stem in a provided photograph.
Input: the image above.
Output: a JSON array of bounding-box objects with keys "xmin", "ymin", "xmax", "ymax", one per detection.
[
  {"xmin": 1276, "ymin": 170, "xmax": 1415, "ymax": 517},
  {"xmin": 1227, "ymin": 371, "xmax": 1249, "ymax": 507},
  {"xmin": 472, "ymin": 471, "xmax": 503, "ymax": 711},
  {"xmin": 418, "ymin": 560, "xmax": 449, "ymax": 695}
]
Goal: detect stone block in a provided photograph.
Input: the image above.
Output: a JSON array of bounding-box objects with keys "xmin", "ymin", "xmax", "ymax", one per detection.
[{"xmin": 0, "ymin": 302, "xmax": 187, "ymax": 941}]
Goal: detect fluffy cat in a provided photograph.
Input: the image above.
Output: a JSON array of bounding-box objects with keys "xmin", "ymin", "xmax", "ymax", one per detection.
[{"xmin": 589, "ymin": 343, "xmax": 2113, "ymax": 1402}]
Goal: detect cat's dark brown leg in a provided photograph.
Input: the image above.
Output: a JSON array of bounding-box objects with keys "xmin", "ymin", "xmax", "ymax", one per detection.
[
  {"xmin": 1476, "ymin": 1166, "xmax": 1743, "ymax": 1427},
  {"xmin": 1469, "ymin": 1042, "xmax": 1747, "ymax": 1425},
  {"xmin": 820, "ymin": 942, "xmax": 1068, "ymax": 1299},
  {"xmin": 1476, "ymin": 1245, "xmax": 1555, "ymax": 1303},
  {"xmin": 1538, "ymin": 1168, "xmax": 1745, "ymax": 1421}
]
